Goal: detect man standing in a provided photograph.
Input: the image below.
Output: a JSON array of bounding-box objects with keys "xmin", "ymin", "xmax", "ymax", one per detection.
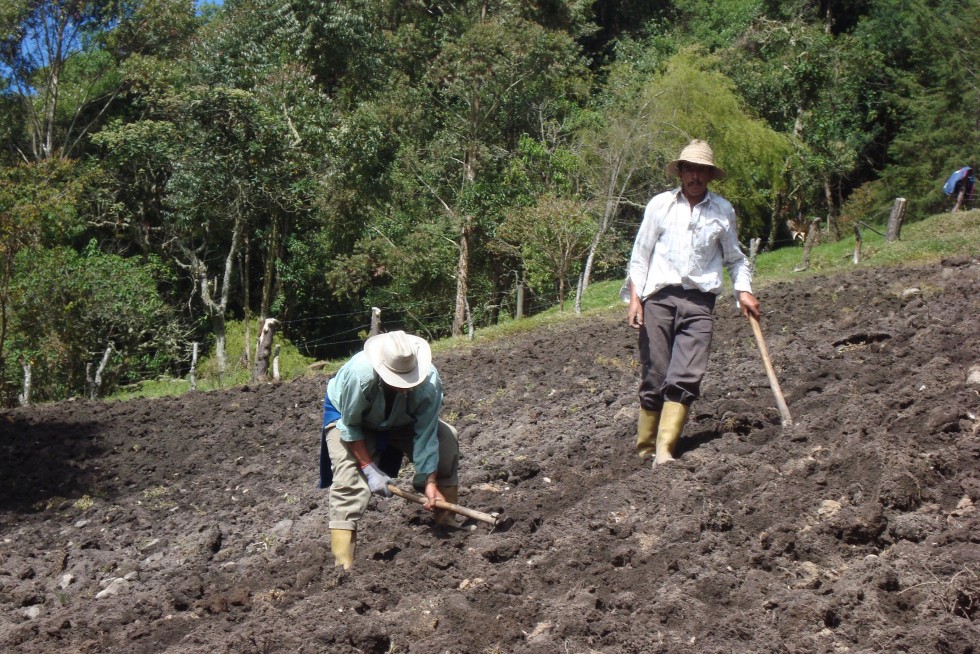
[
  {"xmin": 623, "ymin": 139, "xmax": 760, "ymax": 467},
  {"xmin": 319, "ymin": 330, "xmax": 459, "ymax": 569}
]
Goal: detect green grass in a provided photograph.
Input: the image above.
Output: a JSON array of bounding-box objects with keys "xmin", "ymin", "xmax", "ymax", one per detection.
[
  {"xmin": 109, "ymin": 208, "xmax": 979, "ymax": 400},
  {"xmin": 753, "ymin": 209, "xmax": 980, "ymax": 282},
  {"xmin": 110, "ymin": 319, "xmax": 317, "ymax": 401}
]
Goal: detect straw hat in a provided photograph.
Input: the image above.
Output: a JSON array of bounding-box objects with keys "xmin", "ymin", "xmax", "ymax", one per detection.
[
  {"xmin": 665, "ymin": 139, "xmax": 726, "ymax": 180},
  {"xmin": 363, "ymin": 330, "xmax": 432, "ymax": 389}
]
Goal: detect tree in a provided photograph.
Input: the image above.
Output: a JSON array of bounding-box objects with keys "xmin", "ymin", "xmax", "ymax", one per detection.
[
  {"xmin": 8, "ymin": 244, "xmax": 186, "ymax": 401},
  {"xmin": 0, "ymin": 159, "xmax": 83, "ymax": 403},
  {"xmin": 574, "ymin": 58, "xmax": 676, "ymax": 303},
  {"xmin": 862, "ymin": 0, "xmax": 980, "ymax": 217},
  {"xmin": 419, "ymin": 14, "xmax": 588, "ymax": 336},
  {"xmin": 162, "ymin": 85, "xmax": 309, "ymax": 375},
  {"xmin": 495, "ymin": 194, "xmax": 596, "ymax": 311},
  {"xmin": 0, "ymin": 0, "xmax": 197, "ymax": 161},
  {"xmin": 651, "ymin": 49, "xmax": 791, "ymax": 240}
]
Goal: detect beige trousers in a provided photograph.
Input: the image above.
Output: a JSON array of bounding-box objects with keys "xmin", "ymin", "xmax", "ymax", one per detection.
[{"xmin": 326, "ymin": 420, "xmax": 459, "ymax": 531}]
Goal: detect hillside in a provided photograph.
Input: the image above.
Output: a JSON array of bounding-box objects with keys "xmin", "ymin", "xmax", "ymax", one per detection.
[{"xmin": 2, "ymin": 257, "xmax": 979, "ymax": 653}]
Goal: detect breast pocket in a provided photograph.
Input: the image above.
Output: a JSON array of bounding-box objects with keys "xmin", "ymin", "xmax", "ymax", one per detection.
[{"xmin": 694, "ymin": 217, "xmax": 726, "ymax": 254}]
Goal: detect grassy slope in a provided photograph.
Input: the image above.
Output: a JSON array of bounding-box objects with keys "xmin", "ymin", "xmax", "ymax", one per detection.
[
  {"xmin": 444, "ymin": 208, "xmax": 980, "ymax": 346},
  {"xmin": 116, "ymin": 209, "xmax": 979, "ymax": 399}
]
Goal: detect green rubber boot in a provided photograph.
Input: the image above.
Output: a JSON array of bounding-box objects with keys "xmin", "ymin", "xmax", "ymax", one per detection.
[
  {"xmin": 654, "ymin": 401, "xmax": 688, "ymax": 467},
  {"xmin": 636, "ymin": 408, "xmax": 660, "ymax": 460},
  {"xmin": 331, "ymin": 528, "xmax": 355, "ymax": 569},
  {"xmin": 434, "ymin": 486, "xmax": 458, "ymax": 527}
]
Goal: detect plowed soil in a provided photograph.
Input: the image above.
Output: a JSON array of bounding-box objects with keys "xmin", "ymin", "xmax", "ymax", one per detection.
[{"xmin": 2, "ymin": 259, "xmax": 979, "ymax": 654}]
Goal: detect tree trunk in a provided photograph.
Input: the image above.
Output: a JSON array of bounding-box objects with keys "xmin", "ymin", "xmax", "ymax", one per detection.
[
  {"xmin": 195, "ymin": 213, "xmax": 244, "ymax": 375},
  {"xmin": 260, "ymin": 210, "xmax": 281, "ymax": 319},
  {"xmin": 241, "ymin": 245, "xmax": 251, "ymax": 372},
  {"xmin": 768, "ymin": 190, "xmax": 784, "ymax": 248},
  {"xmin": 90, "ymin": 344, "xmax": 113, "ymax": 400},
  {"xmin": 19, "ymin": 361, "xmax": 31, "ymax": 406},
  {"xmin": 452, "ymin": 138, "xmax": 479, "ymax": 338},
  {"xmin": 452, "ymin": 221, "xmax": 471, "ymax": 337},
  {"xmin": 213, "ymin": 315, "xmax": 228, "ymax": 379},
  {"xmin": 824, "ymin": 177, "xmax": 841, "ymax": 240}
]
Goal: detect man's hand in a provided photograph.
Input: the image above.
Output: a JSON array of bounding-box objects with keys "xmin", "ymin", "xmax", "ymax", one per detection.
[
  {"xmin": 738, "ymin": 291, "xmax": 761, "ymax": 320},
  {"xmin": 627, "ymin": 282, "xmax": 643, "ymax": 329},
  {"xmin": 361, "ymin": 462, "xmax": 393, "ymax": 497},
  {"xmin": 422, "ymin": 478, "xmax": 444, "ymax": 511}
]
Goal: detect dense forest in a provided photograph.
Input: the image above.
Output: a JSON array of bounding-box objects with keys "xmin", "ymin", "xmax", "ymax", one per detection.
[{"xmin": 0, "ymin": 0, "xmax": 977, "ymax": 405}]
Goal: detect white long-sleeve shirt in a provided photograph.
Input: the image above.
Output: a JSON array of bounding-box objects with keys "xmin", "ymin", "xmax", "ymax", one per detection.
[{"xmin": 622, "ymin": 187, "xmax": 753, "ymax": 302}]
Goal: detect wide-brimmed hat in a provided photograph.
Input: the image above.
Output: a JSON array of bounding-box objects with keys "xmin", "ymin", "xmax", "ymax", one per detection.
[
  {"xmin": 665, "ymin": 139, "xmax": 726, "ymax": 180},
  {"xmin": 363, "ymin": 330, "xmax": 432, "ymax": 389}
]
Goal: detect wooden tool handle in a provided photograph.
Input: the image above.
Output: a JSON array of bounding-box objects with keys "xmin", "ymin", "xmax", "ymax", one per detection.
[
  {"xmin": 748, "ymin": 314, "xmax": 793, "ymax": 427},
  {"xmin": 386, "ymin": 484, "xmax": 503, "ymax": 527}
]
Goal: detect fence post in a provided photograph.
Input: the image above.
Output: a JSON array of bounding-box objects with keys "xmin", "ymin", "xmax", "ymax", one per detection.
[
  {"xmin": 272, "ymin": 344, "xmax": 281, "ymax": 381},
  {"xmin": 887, "ymin": 197, "xmax": 907, "ymax": 242},
  {"xmin": 370, "ymin": 307, "xmax": 381, "ymax": 337},
  {"xmin": 794, "ymin": 218, "xmax": 822, "ymax": 272},
  {"xmin": 853, "ymin": 224, "xmax": 862, "ymax": 264},
  {"xmin": 253, "ymin": 318, "xmax": 279, "ymax": 381},
  {"xmin": 189, "ymin": 342, "xmax": 198, "ymax": 391}
]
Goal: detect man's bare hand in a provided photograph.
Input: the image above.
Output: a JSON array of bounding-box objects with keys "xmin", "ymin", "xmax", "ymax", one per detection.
[
  {"xmin": 738, "ymin": 291, "xmax": 761, "ymax": 320},
  {"xmin": 627, "ymin": 284, "xmax": 643, "ymax": 329},
  {"xmin": 422, "ymin": 479, "xmax": 444, "ymax": 511}
]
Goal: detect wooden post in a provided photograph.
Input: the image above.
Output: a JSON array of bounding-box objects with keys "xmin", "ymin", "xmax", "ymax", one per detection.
[
  {"xmin": 749, "ymin": 237, "xmax": 761, "ymax": 275},
  {"xmin": 886, "ymin": 197, "xmax": 906, "ymax": 241},
  {"xmin": 515, "ymin": 282, "xmax": 525, "ymax": 320},
  {"xmin": 272, "ymin": 344, "xmax": 281, "ymax": 381},
  {"xmin": 369, "ymin": 307, "xmax": 381, "ymax": 337},
  {"xmin": 253, "ymin": 318, "xmax": 279, "ymax": 381},
  {"xmin": 852, "ymin": 224, "xmax": 862, "ymax": 264},
  {"xmin": 18, "ymin": 361, "xmax": 31, "ymax": 406},
  {"xmin": 794, "ymin": 218, "xmax": 822, "ymax": 272},
  {"xmin": 189, "ymin": 342, "xmax": 198, "ymax": 391}
]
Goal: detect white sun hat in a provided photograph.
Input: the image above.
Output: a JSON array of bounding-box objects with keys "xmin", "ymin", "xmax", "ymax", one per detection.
[
  {"xmin": 363, "ymin": 330, "xmax": 432, "ymax": 389},
  {"xmin": 665, "ymin": 139, "xmax": 727, "ymax": 180}
]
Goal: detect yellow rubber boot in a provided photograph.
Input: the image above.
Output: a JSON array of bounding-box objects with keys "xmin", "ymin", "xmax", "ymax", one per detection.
[
  {"xmin": 330, "ymin": 528, "xmax": 355, "ymax": 569},
  {"xmin": 654, "ymin": 401, "xmax": 688, "ymax": 467},
  {"xmin": 434, "ymin": 486, "xmax": 458, "ymax": 526},
  {"xmin": 636, "ymin": 408, "xmax": 661, "ymax": 460}
]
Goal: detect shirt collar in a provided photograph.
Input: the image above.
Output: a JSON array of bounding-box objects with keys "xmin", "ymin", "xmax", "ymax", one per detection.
[{"xmin": 673, "ymin": 186, "xmax": 714, "ymax": 209}]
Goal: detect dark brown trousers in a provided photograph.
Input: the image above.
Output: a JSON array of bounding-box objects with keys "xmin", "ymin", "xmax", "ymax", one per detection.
[{"xmin": 638, "ymin": 286, "xmax": 717, "ymax": 410}]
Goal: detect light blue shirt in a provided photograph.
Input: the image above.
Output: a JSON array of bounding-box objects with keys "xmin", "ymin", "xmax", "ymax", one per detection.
[
  {"xmin": 622, "ymin": 187, "xmax": 753, "ymax": 302},
  {"xmin": 326, "ymin": 351, "xmax": 443, "ymax": 479}
]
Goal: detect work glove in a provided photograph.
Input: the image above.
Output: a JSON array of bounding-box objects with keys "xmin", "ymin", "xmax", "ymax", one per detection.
[{"xmin": 361, "ymin": 462, "xmax": 392, "ymax": 497}]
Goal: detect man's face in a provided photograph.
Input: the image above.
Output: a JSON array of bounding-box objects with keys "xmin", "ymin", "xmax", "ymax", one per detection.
[{"xmin": 680, "ymin": 163, "xmax": 714, "ymax": 202}]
